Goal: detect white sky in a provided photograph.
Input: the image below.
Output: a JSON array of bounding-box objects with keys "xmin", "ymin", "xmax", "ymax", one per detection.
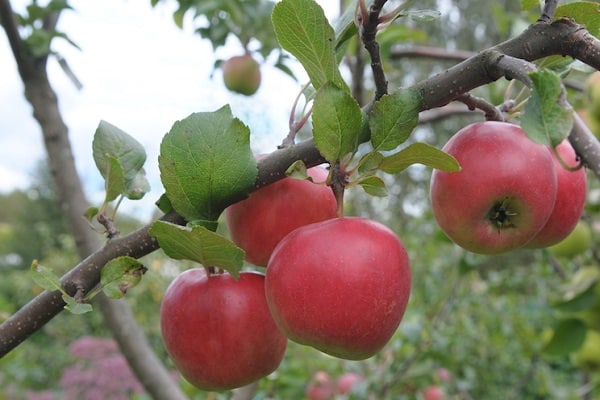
[{"xmin": 0, "ymin": 0, "xmax": 337, "ymax": 220}]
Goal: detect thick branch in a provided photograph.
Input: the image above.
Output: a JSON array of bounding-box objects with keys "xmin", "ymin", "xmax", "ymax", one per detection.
[{"xmin": 414, "ymin": 18, "xmax": 600, "ymax": 110}]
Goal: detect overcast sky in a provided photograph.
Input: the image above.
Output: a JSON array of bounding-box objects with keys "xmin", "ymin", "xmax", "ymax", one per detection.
[{"xmin": 0, "ymin": 0, "xmax": 333, "ymax": 220}]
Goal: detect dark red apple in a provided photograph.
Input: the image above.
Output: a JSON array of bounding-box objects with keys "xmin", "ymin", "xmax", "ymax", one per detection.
[
  {"xmin": 265, "ymin": 217, "xmax": 411, "ymax": 360},
  {"xmin": 430, "ymin": 121, "xmax": 557, "ymax": 254},
  {"xmin": 222, "ymin": 54, "xmax": 261, "ymax": 96},
  {"xmin": 226, "ymin": 166, "xmax": 337, "ymax": 266},
  {"xmin": 160, "ymin": 270, "xmax": 287, "ymax": 391},
  {"xmin": 525, "ymin": 139, "xmax": 587, "ymax": 248}
]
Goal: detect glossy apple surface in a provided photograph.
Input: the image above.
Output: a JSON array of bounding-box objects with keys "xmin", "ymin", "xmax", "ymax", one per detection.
[
  {"xmin": 226, "ymin": 166, "xmax": 337, "ymax": 266},
  {"xmin": 222, "ymin": 54, "xmax": 261, "ymax": 96},
  {"xmin": 525, "ymin": 140, "xmax": 587, "ymax": 248},
  {"xmin": 430, "ymin": 121, "xmax": 557, "ymax": 254},
  {"xmin": 160, "ymin": 270, "xmax": 287, "ymax": 391},
  {"xmin": 265, "ymin": 217, "xmax": 411, "ymax": 360}
]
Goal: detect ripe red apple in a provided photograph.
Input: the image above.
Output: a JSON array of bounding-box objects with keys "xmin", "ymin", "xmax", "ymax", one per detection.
[
  {"xmin": 160, "ymin": 269, "xmax": 287, "ymax": 391},
  {"xmin": 265, "ymin": 217, "xmax": 411, "ymax": 360},
  {"xmin": 423, "ymin": 385, "xmax": 446, "ymax": 400},
  {"xmin": 525, "ymin": 140, "xmax": 587, "ymax": 248},
  {"xmin": 430, "ymin": 121, "xmax": 557, "ymax": 254},
  {"xmin": 222, "ymin": 54, "xmax": 261, "ymax": 96},
  {"xmin": 226, "ymin": 166, "xmax": 337, "ymax": 266}
]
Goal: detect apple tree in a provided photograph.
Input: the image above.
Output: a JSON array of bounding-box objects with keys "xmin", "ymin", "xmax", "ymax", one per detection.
[{"xmin": 2, "ymin": 0, "xmax": 600, "ymax": 398}]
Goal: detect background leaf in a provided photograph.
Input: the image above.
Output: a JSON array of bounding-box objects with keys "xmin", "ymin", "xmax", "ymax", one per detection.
[
  {"xmin": 158, "ymin": 106, "xmax": 257, "ymax": 223},
  {"xmin": 521, "ymin": 70, "xmax": 573, "ymax": 147},
  {"xmin": 543, "ymin": 318, "xmax": 587, "ymax": 356},
  {"xmin": 312, "ymin": 83, "xmax": 363, "ymax": 163},
  {"xmin": 272, "ymin": 0, "xmax": 347, "ymax": 90},
  {"xmin": 379, "ymin": 142, "xmax": 461, "ymax": 174},
  {"xmin": 149, "ymin": 221, "xmax": 245, "ymax": 278}
]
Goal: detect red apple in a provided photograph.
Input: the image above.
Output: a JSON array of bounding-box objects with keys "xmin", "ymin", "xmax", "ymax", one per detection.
[
  {"xmin": 336, "ymin": 372, "xmax": 364, "ymax": 394},
  {"xmin": 222, "ymin": 54, "xmax": 261, "ymax": 96},
  {"xmin": 160, "ymin": 270, "xmax": 287, "ymax": 391},
  {"xmin": 306, "ymin": 371, "xmax": 334, "ymax": 400},
  {"xmin": 226, "ymin": 166, "xmax": 337, "ymax": 266},
  {"xmin": 423, "ymin": 385, "xmax": 445, "ymax": 400},
  {"xmin": 430, "ymin": 121, "xmax": 557, "ymax": 254},
  {"xmin": 265, "ymin": 217, "xmax": 411, "ymax": 360},
  {"xmin": 525, "ymin": 140, "xmax": 587, "ymax": 248}
]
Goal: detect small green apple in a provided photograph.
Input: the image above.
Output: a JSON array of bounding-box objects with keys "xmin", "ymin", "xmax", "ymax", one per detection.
[
  {"xmin": 548, "ymin": 220, "xmax": 592, "ymax": 258},
  {"xmin": 222, "ymin": 54, "xmax": 261, "ymax": 96}
]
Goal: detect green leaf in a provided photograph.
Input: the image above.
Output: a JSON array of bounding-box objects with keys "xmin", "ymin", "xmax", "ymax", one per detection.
[
  {"xmin": 555, "ymin": 2, "xmax": 600, "ymax": 38},
  {"xmin": 369, "ymin": 89, "xmax": 423, "ymax": 151},
  {"xmin": 312, "ymin": 83, "xmax": 364, "ymax": 163},
  {"xmin": 84, "ymin": 207, "xmax": 99, "ymax": 222},
  {"xmin": 553, "ymin": 284, "xmax": 598, "ymax": 313},
  {"xmin": 62, "ymin": 295, "xmax": 93, "ymax": 315},
  {"xmin": 149, "ymin": 220, "xmax": 245, "ymax": 278},
  {"xmin": 521, "ymin": 70, "xmax": 573, "ymax": 147},
  {"xmin": 125, "ymin": 169, "xmax": 151, "ymax": 200},
  {"xmin": 285, "ymin": 160, "xmax": 310, "ymax": 180},
  {"xmin": 30, "ymin": 260, "xmax": 63, "ymax": 293},
  {"xmin": 272, "ymin": 0, "xmax": 347, "ymax": 90},
  {"xmin": 158, "ymin": 106, "xmax": 257, "ymax": 223},
  {"xmin": 543, "ymin": 318, "xmax": 587, "ymax": 356},
  {"xmin": 101, "ymin": 256, "xmax": 147, "ymax": 299},
  {"xmin": 357, "ymin": 176, "xmax": 388, "ymax": 197},
  {"xmin": 357, "ymin": 151, "xmax": 384, "ymax": 175},
  {"xmin": 380, "ymin": 142, "xmax": 461, "ymax": 174},
  {"xmin": 92, "ymin": 120, "xmax": 149, "ymax": 199},
  {"xmin": 104, "ymin": 156, "xmax": 125, "ymax": 202}
]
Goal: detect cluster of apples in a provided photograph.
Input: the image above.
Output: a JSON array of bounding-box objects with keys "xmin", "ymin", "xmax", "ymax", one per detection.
[
  {"xmin": 160, "ymin": 164, "xmax": 412, "ymax": 391},
  {"xmin": 430, "ymin": 121, "xmax": 587, "ymax": 254}
]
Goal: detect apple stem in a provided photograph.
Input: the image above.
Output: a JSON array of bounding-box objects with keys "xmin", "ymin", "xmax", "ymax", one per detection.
[
  {"xmin": 330, "ymin": 161, "xmax": 346, "ymax": 217},
  {"xmin": 551, "ymin": 144, "xmax": 585, "ymax": 172}
]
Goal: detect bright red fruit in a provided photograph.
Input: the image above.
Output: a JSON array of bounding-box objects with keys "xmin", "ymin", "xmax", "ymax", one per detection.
[
  {"xmin": 265, "ymin": 217, "xmax": 411, "ymax": 360},
  {"xmin": 226, "ymin": 166, "xmax": 337, "ymax": 266},
  {"xmin": 160, "ymin": 270, "xmax": 287, "ymax": 391},
  {"xmin": 430, "ymin": 121, "xmax": 557, "ymax": 254},
  {"xmin": 525, "ymin": 139, "xmax": 587, "ymax": 248}
]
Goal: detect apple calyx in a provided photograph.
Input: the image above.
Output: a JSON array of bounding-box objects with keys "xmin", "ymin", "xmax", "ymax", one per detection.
[{"xmin": 486, "ymin": 197, "xmax": 519, "ymax": 230}]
